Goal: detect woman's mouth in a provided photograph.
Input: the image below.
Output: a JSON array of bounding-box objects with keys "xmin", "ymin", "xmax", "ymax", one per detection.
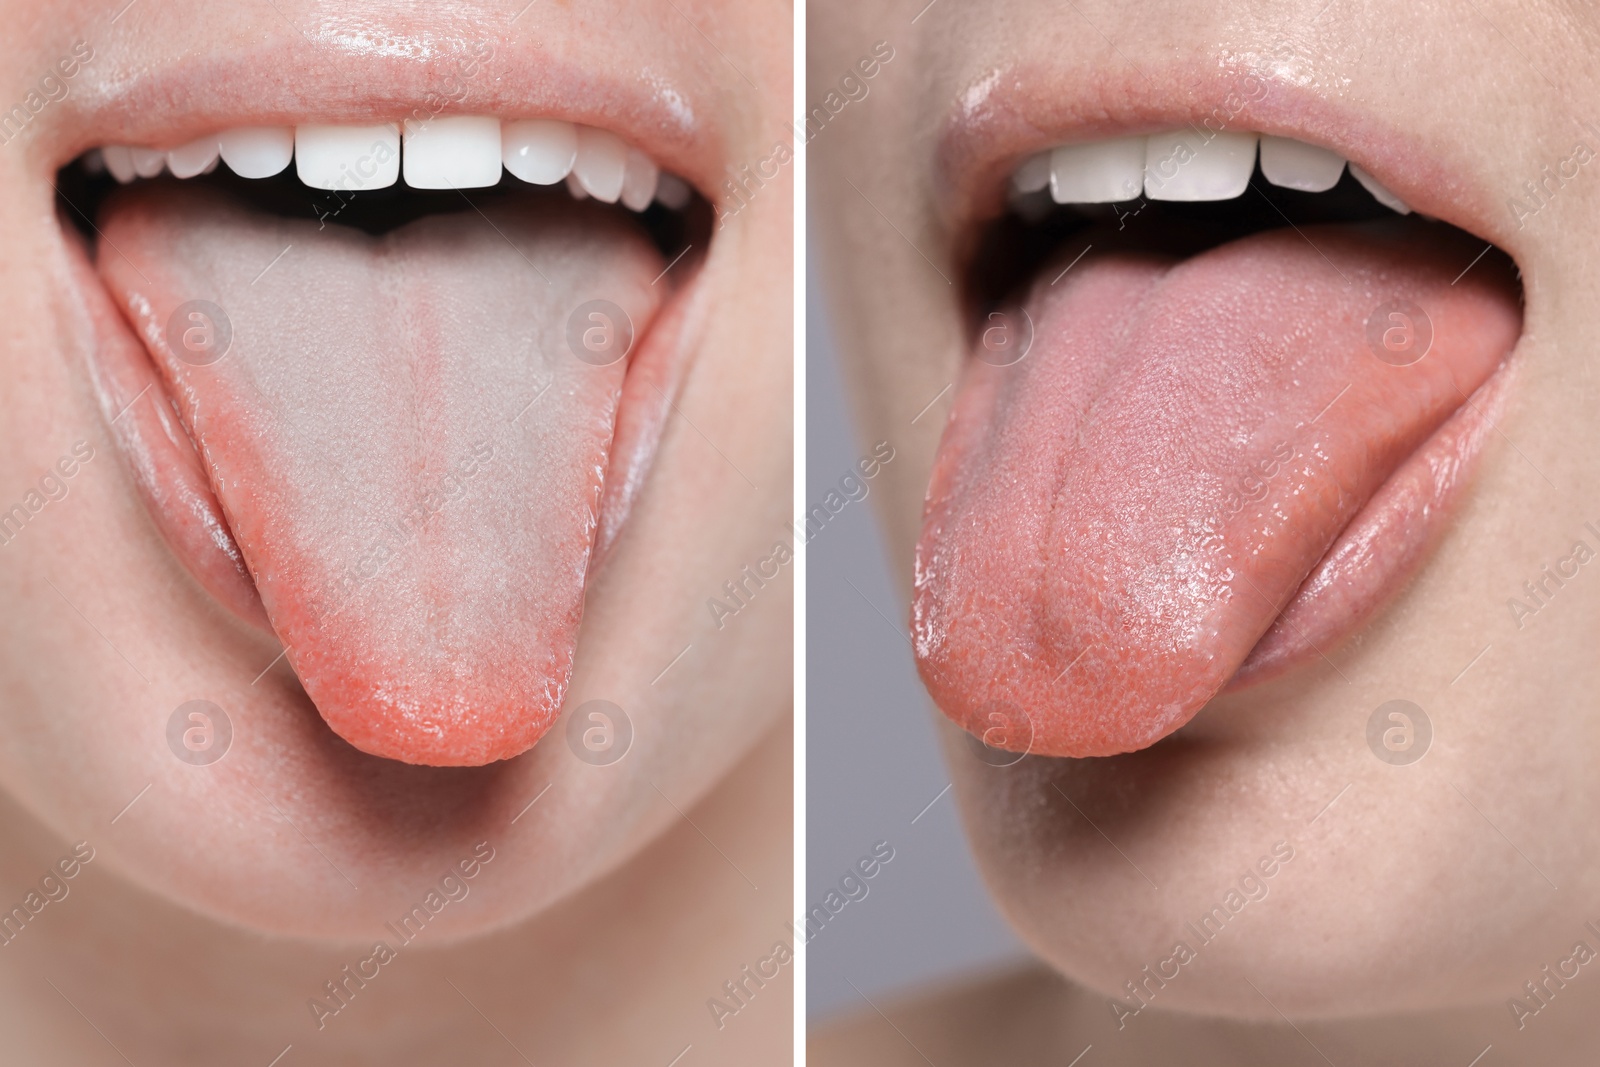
[
  {"xmin": 49, "ymin": 45, "xmax": 716, "ymax": 768},
  {"xmin": 912, "ymin": 65, "xmax": 1527, "ymax": 759}
]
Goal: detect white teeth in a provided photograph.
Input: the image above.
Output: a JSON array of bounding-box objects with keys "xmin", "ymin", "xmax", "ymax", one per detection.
[
  {"xmin": 96, "ymin": 118, "xmax": 679, "ymax": 210},
  {"xmin": 103, "ymin": 145, "xmax": 136, "ymax": 184},
  {"xmin": 1012, "ymin": 151, "xmax": 1051, "ymax": 194},
  {"xmin": 217, "ymin": 126, "xmax": 294, "ymax": 179},
  {"xmin": 1145, "ymin": 130, "xmax": 1257, "ymax": 201},
  {"xmin": 1050, "ymin": 136, "xmax": 1145, "ymax": 203},
  {"xmin": 572, "ymin": 126, "xmax": 627, "ymax": 203},
  {"xmin": 619, "ymin": 147, "xmax": 660, "ymax": 212},
  {"xmin": 167, "ymin": 135, "xmax": 220, "ymax": 179},
  {"xmin": 1258, "ymin": 135, "xmax": 1345, "ymax": 193},
  {"xmin": 294, "ymin": 123, "xmax": 399, "ymax": 192},
  {"xmin": 402, "ymin": 115, "xmax": 502, "ymax": 189},
  {"xmin": 655, "ymin": 173, "xmax": 691, "ymax": 210},
  {"xmin": 1017, "ymin": 130, "xmax": 1414, "ymax": 215},
  {"xmin": 1349, "ymin": 163, "xmax": 1411, "ymax": 214},
  {"xmin": 130, "ymin": 146, "xmax": 167, "ymax": 178},
  {"xmin": 502, "ymin": 118, "xmax": 577, "ymax": 185}
]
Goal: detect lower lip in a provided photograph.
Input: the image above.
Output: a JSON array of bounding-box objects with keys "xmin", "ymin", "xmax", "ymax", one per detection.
[{"xmin": 1226, "ymin": 361, "xmax": 1514, "ymax": 692}]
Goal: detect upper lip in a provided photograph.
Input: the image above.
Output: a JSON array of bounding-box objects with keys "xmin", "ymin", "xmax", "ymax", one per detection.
[
  {"xmin": 934, "ymin": 56, "xmax": 1520, "ymax": 261},
  {"xmin": 27, "ymin": 14, "xmax": 726, "ymax": 196}
]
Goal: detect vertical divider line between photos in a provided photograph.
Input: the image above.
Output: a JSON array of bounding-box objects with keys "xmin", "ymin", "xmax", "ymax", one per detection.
[{"xmin": 791, "ymin": 0, "xmax": 809, "ymax": 1058}]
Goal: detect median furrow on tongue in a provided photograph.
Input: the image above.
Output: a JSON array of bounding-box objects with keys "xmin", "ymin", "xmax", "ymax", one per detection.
[
  {"xmin": 97, "ymin": 187, "xmax": 662, "ymax": 766},
  {"xmin": 914, "ymin": 224, "xmax": 1520, "ymax": 758}
]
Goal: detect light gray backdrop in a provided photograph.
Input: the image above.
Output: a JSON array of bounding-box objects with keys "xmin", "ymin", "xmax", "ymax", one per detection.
[{"xmin": 806, "ymin": 256, "xmax": 1028, "ymax": 1022}]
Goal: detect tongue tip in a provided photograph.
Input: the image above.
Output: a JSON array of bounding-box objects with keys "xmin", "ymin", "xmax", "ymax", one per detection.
[
  {"xmin": 319, "ymin": 695, "xmax": 558, "ymax": 767},
  {"xmin": 287, "ymin": 647, "xmax": 566, "ymax": 767},
  {"xmin": 938, "ymin": 698, "xmax": 1211, "ymax": 759},
  {"xmin": 914, "ymin": 613, "xmax": 1230, "ymax": 759}
]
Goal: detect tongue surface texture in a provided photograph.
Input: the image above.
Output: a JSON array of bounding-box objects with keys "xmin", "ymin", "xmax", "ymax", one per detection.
[
  {"xmin": 98, "ymin": 187, "xmax": 662, "ymax": 766},
  {"xmin": 914, "ymin": 223, "xmax": 1520, "ymax": 758}
]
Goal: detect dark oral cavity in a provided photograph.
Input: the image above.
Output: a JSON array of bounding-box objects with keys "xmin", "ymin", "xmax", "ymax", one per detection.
[
  {"xmin": 915, "ymin": 220, "xmax": 1521, "ymax": 759},
  {"xmin": 93, "ymin": 185, "xmax": 663, "ymax": 767}
]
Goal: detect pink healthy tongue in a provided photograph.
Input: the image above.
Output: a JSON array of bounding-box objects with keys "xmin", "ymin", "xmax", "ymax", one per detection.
[
  {"xmin": 98, "ymin": 187, "xmax": 662, "ymax": 766},
  {"xmin": 913, "ymin": 223, "xmax": 1520, "ymax": 758}
]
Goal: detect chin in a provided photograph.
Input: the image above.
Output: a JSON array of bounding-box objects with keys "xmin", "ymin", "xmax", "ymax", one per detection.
[{"xmin": 937, "ymin": 657, "xmax": 1587, "ymax": 1024}]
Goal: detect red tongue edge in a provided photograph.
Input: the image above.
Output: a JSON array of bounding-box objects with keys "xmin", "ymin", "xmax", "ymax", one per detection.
[
  {"xmin": 95, "ymin": 187, "xmax": 663, "ymax": 767},
  {"xmin": 913, "ymin": 224, "xmax": 1521, "ymax": 759}
]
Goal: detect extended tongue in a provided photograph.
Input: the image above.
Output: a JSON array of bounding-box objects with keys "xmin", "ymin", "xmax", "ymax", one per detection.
[
  {"xmin": 97, "ymin": 186, "xmax": 662, "ymax": 766},
  {"xmin": 914, "ymin": 222, "xmax": 1520, "ymax": 758}
]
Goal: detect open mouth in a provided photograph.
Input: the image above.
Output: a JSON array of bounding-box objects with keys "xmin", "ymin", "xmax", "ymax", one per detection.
[
  {"xmin": 57, "ymin": 107, "xmax": 713, "ymax": 769},
  {"xmin": 914, "ymin": 99, "xmax": 1526, "ymax": 759}
]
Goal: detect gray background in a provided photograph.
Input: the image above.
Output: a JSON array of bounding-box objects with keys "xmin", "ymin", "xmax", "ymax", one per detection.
[{"xmin": 805, "ymin": 257, "xmax": 1028, "ymax": 1022}]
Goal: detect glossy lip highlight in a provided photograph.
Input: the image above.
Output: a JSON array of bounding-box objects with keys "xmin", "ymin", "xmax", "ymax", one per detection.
[{"xmin": 1225, "ymin": 358, "xmax": 1517, "ymax": 692}]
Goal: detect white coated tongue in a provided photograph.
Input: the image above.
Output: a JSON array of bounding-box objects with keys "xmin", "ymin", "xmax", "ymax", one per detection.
[{"xmin": 97, "ymin": 186, "xmax": 663, "ymax": 766}]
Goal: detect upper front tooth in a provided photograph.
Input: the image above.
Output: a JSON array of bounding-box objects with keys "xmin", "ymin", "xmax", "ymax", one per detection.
[
  {"xmin": 1012, "ymin": 151, "xmax": 1051, "ymax": 194},
  {"xmin": 130, "ymin": 147, "xmax": 166, "ymax": 178},
  {"xmin": 619, "ymin": 147, "xmax": 660, "ymax": 212},
  {"xmin": 566, "ymin": 171, "xmax": 590, "ymax": 200},
  {"xmin": 1145, "ymin": 130, "xmax": 1257, "ymax": 201},
  {"xmin": 1349, "ymin": 164, "xmax": 1411, "ymax": 214},
  {"xmin": 502, "ymin": 118, "xmax": 577, "ymax": 185},
  {"xmin": 1259, "ymin": 135, "xmax": 1345, "ymax": 193},
  {"xmin": 103, "ymin": 145, "xmax": 136, "ymax": 183},
  {"xmin": 403, "ymin": 115, "xmax": 502, "ymax": 189},
  {"xmin": 218, "ymin": 127, "xmax": 294, "ymax": 179},
  {"xmin": 167, "ymin": 135, "xmax": 220, "ymax": 179},
  {"xmin": 1050, "ymin": 137, "xmax": 1144, "ymax": 203},
  {"xmin": 572, "ymin": 126, "xmax": 627, "ymax": 203},
  {"xmin": 295, "ymin": 123, "xmax": 399, "ymax": 192}
]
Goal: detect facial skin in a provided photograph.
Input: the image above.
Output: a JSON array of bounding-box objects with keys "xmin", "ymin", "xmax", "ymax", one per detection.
[
  {"xmin": 0, "ymin": 0, "xmax": 790, "ymax": 1062},
  {"xmin": 812, "ymin": 0, "xmax": 1600, "ymax": 1061}
]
